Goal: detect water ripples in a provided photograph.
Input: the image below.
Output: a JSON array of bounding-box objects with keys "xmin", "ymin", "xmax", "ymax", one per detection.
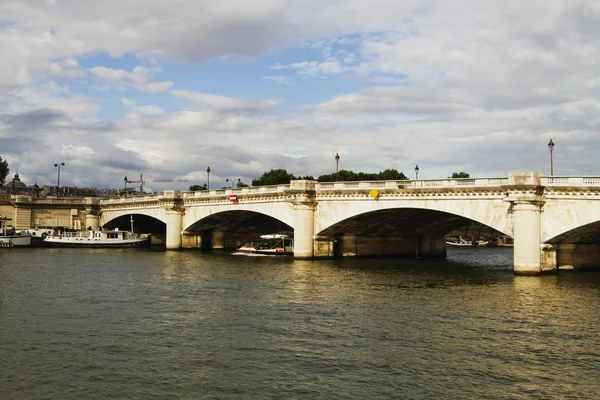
[{"xmin": 1, "ymin": 248, "xmax": 599, "ymax": 399}]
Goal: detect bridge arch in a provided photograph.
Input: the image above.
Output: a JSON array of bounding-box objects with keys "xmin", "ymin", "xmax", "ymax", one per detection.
[
  {"xmin": 183, "ymin": 202, "xmax": 295, "ymax": 232},
  {"xmin": 545, "ymin": 220, "xmax": 600, "ymax": 244},
  {"xmin": 542, "ymin": 200, "xmax": 600, "ymax": 243},
  {"xmin": 315, "ymin": 199, "xmax": 512, "ymax": 237},
  {"xmin": 183, "ymin": 209, "xmax": 293, "ymax": 235},
  {"xmin": 101, "ymin": 208, "xmax": 167, "ymax": 226}
]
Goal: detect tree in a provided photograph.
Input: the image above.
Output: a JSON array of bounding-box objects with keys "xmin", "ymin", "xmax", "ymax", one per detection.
[
  {"xmin": 252, "ymin": 169, "xmax": 295, "ymax": 186},
  {"xmin": 450, "ymin": 172, "xmax": 470, "ymax": 178},
  {"xmin": 189, "ymin": 184, "xmax": 207, "ymax": 191},
  {"xmin": 378, "ymin": 169, "xmax": 408, "ymax": 180},
  {"xmin": 0, "ymin": 157, "xmax": 8, "ymax": 186},
  {"xmin": 318, "ymin": 169, "xmax": 408, "ymax": 182},
  {"xmin": 237, "ymin": 181, "xmax": 249, "ymax": 188}
]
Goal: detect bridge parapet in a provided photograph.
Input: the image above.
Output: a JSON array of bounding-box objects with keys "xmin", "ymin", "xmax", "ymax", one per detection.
[
  {"xmin": 315, "ymin": 177, "xmax": 510, "ymax": 191},
  {"xmin": 182, "ymin": 184, "xmax": 291, "ymax": 198},
  {"xmin": 101, "ymin": 194, "xmax": 161, "ymax": 205},
  {"xmin": 541, "ymin": 176, "xmax": 600, "ymax": 186}
]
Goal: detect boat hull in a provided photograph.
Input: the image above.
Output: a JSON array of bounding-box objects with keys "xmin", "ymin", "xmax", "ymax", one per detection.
[
  {"xmin": 446, "ymin": 240, "xmax": 489, "ymax": 247},
  {"xmin": 236, "ymin": 246, "xmax": 292, "ymax": 256},
  {"xmin": 0, "ymin": 235, "xmax": 32, "ymax": 247},
  {"xmin": 43, "ymin": 236, "xmax": 151, "ymax": 248}
]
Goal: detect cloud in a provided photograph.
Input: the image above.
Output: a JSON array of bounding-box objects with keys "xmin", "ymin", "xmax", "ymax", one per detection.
[
  {"xmin": 121, "ymin": 97, "xmax": 137, "ymax": 108},
  {"xmin": 48, "ymin": 58, "xmax": 85, "ymax": 78},
  {"xmin": 1, "ymin": 0, "xmax": 600, "ymax": 191},
  {"xmin": 171, "ymin": 90, "xmax": 283, "ymax": 114},
  {"xmin": 89, "ymin": 66, "xmax": 173, "ymax": 93}
]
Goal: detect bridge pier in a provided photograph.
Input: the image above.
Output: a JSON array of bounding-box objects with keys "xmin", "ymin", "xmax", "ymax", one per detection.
[
  {"xmin": 418, "ymin": 236, "xmax": 447, "ymax": 258},
  {"xmin": 504, "ymin": 172, "xmax": 554, "ymax": 275},
  {"xmin": 333, "ymin": 235, "xmax": 419, "ymax": 257},
  {"xmin": 165, "ymin": 210, "xmax": 183, "ymax": 250},
  {"xmin": 84, "ymin": 198, "xmax": 101, "ymax": 230},
  {"xmin": 293, "ymin": 203, "xmax": 315, "ymax": 259},
  {"xmin": 289, "ymin": 180, "xmax": 317, "ymax": 259},
  {"xmin": 512, "ymin": 201, "xmax": 544, "ymax": 274}
]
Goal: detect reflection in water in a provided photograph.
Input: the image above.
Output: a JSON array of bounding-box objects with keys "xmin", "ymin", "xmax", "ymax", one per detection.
[{"xmin": 0, "ymin": 247, "xmax": 599, "ymax": 399}]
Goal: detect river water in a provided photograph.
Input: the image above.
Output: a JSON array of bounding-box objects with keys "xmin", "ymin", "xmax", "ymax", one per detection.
[{"xmin": 1, "ymin": 247, "xmax": 599, "ymax": 399}]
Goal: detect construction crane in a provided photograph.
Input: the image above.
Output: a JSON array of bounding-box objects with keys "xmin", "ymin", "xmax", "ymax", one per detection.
[{"xmin": 125, "ymin": 174, "xmax": 146, "ymax": 193}]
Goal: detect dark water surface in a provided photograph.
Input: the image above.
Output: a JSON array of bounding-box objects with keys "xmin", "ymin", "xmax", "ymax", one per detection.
[{"xmin": 1, "ymin": 247, "xmax": 599, "ymax": 399}]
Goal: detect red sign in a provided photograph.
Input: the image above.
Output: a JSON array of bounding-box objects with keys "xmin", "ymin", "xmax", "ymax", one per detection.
[{"xmin": 229, "ymin": 194, "xmax": 237, "ymax": 203}]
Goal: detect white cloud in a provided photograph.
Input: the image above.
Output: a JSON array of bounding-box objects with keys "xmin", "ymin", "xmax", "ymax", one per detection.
[
  {"xmin": 48, "ymin": 58, "xmax": 85, "ymax": 78},
  {"xmin": 89, "ymin": 65, "xmax": 173, "ymax": 93},
  {"xmin": 2, "ymin": 0, "xmax": 600, "ymax": 190},
  {"xmin": 171, "ymin": 90, "xmax": 283, "ymax": 113},
  {"xmin": 121, "ymin": 97, "xmax": 137, "ymax": 108}
]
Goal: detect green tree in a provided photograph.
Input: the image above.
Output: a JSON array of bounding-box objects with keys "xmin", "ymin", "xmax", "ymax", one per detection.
[
  {"xmin": 378, "ymin": 169, "xmax": 408, "ymax": 180},
  {"xmin": 450, "ymin": 172, "xmax": 470, "ymax": 178},
  {"xmin": 318, "ymin": 169, "xmax": 408, "ymax": 182},
  {"xmin": 0, "ymin": 157, "xmax": 8, "ymax": 186},
  {"xmin": 237, "ymin": 181, "xmax": 249, "ymax": 188},
  {"xmin": 189, "ymin": 184, "xmax": 207, "ymax": 191},
  {"xmin": 252, "ymin": 169, "xmax": 295, "ymax": 186}
]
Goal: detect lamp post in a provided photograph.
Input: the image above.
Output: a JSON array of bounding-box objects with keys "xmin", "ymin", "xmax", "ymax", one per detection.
[
  {"xmin": 124, "ymin": 176, "xmax": 128, "ymax": 197},
  {"xmin": 206, "ymin": 166, "xmax": 211, "ymax": 190},
  {"xmin": 415, "ymin": 165, "xmax": 419, "ymax": 180},
  {"xmin": 54, "ymin": 162, "xmax": 65, "ymax": 196},
  {"xmin": 335, "ymin": 153, "xmax": 340, "ymax": 181},
  {"xmin": 548, "ymin": 139, "xmax": 555, "ymax": 176},
  {"xmin": 226, "ymin": 178, "xmax": 241, "ymax": 188}
]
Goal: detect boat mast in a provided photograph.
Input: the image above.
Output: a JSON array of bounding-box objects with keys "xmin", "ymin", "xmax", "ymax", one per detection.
[{"xmin": 130, "ymin": 215, "xmax": 134, "ymax": 234}]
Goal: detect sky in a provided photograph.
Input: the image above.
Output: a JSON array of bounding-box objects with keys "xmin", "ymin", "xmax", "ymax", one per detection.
[{"xmin": 1, "ymin": 0, "xmax": 599, "ymax": 192}]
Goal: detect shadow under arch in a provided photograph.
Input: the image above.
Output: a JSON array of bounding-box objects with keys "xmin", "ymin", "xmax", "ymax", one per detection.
[
  {"xmin": 103, "ymin": 213, "xmax": 167, "ymax": 244},
  {"xmin": 546, "ymin": 220, "xmax": 600, "ymax": 244},
  {"xmin": 317, "ymin": 208, "xmax": 503, "ymax": 238},
  {"xmin": 185, "ymin": 210, "xmax": 293, "ymax": 250}
]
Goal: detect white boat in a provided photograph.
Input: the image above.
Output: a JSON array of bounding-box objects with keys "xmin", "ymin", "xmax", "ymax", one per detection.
[
  {"xmin": 43, "ymin": 215, "xmax": 151, "ymax": 248},
  {"xmin": 0, "ymin": 216, "xmax": 32, "ymax": 247},
  {"xmin": 446, "ymin": 237, "xmax": 489, "ymax": 247},
  {"xmin": 236, "ymin": 233, "xmax": 293, "ymax": 255}
]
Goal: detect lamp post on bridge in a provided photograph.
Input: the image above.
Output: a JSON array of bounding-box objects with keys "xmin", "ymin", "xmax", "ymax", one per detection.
[
  {"xmin": 415, "ymin": 165, "xmax": 419, "ymax": 180},
  {"xmin": 548, "ymin": 139, "xmax": 555, "ymax": 176},
  {"xmin": 124, "ymin": 176, "xmax": 128, "ymax": 197},
  {"xmin": 335, "ymin": 153, "xmax": 340, "ymax": 181},
  {"xmin": 226, "ymin": 178, "xmax": 240, "ymax": 188},
  {"xmin": 54, "ymin": 162, "xmax": 65, "ymax": 196},
  {"xmin": 206, "ymin": 166, "xmax": 211, "ymax": 190}
]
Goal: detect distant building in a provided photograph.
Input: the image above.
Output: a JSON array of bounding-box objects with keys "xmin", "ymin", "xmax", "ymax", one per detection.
[
  {"xmin": 0, "ymin": 172, "xmax": 120, "ymax": 198},
  {"xmin": 0, "ymin": 172, "xmax": 41, "ymax": 196}
]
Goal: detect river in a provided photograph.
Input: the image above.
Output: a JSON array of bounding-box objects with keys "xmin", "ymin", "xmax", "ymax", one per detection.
[{"xmin": 1, "ymin": 247, "xmax": 599, "ymax": 399}]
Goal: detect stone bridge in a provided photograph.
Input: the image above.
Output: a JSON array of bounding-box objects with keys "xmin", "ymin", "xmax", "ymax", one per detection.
[{"xmin": 97, "ymin": 172, "xmax": 600, "ymax": 275}]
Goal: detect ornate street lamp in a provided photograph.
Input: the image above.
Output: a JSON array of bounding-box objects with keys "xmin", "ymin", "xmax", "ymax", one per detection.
[
  {"xmin": 335, "ymin": 153, "xmax": 340, "ymax": 181},
  {"xmin": 226, "ymin": 178, "xmax": 241, "ymax": 188},
  {"xmin": 206, "ymin": 166, "xmax": 211, "ymax": 190},
  {"xmin": 124, "ymin": 176, "xmax": 128, "ymax": 197},
  {"xmin": 54, "ymin": 162, "xmax": 65, "ymax": 196},
  {"xmin": 415, "ymin": 165, "xmax": 419, "ymax": 180},
  {"xmin": 548, "ymin": 139, "xmax": 555, "ymax": 176}
]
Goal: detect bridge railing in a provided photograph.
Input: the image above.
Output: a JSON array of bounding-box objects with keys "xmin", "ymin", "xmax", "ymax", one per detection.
[
  {"xmin": 541, "ymin": 176, "xmax": 600, "ymax": 186},
  {"xmin": 182, "ymin": 184, "xmax": 291, "ymax": 198},
  {"xmin": 101, "ymin": 194, "xmax": 161, "ymax": 204},
  {"xmin": 315, "ymin": 178, "xmax": 509, "ymax": 190}
]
